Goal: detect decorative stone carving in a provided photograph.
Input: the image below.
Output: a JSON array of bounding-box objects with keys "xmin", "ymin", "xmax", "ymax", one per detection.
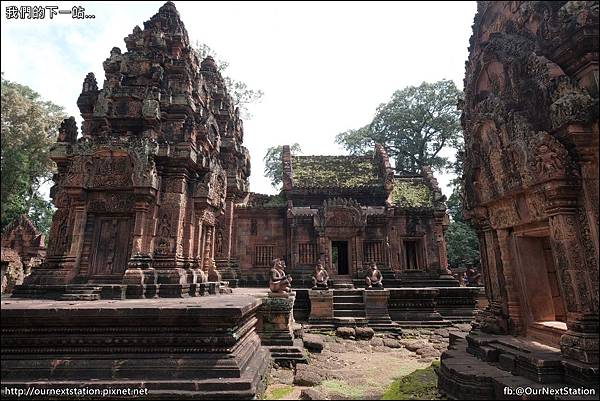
[
  {"xmin": 17, "ymin": 1, "xmax": 247, "ymax": 298},
  {"xmin": 311, "ymin": 261, "xmax": 329, "ymax": 290},
  {"xmin": 269, "ymin": 258, "xmax": 292, "ymax": 293},
  {"xmin": 441, "ymin": 2, "xmax": 599, "ymax": 397}
]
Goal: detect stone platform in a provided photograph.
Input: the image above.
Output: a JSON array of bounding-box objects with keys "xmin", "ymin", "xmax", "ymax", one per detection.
[
  {"xmin": 1, "ymin": 296, "xmax": 270, "ymax": 399},
  {"xmin": 437, "ymin": 331, "xmax": 599, "ymax": 399}
]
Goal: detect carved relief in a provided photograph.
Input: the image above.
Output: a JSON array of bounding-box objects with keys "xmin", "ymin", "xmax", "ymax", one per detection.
[
  {"xmin": 154, "ymin": 212, "xmax": 173, "ymax": 256},
  {"xmin": 47, "ymin": 209, "xmax": 70, "ymax": 256}
]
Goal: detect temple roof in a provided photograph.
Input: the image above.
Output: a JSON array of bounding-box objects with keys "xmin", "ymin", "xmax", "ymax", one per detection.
[
  {"xmin": 237, "ymin": 192, "xmax": 287, "ymax": 208},
  {"xmin": 390, "ymin": 177, "xmax": 433, "ymax": 208},
  {"xmin": 290, "ymin": 155, "xmax": 383, "ymax": 189}
]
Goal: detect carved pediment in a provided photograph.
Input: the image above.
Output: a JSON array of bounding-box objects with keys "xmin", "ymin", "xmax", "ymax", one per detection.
[{"xmin": 315, "ymin": 198, "xmax": 366, "ymax": 230}]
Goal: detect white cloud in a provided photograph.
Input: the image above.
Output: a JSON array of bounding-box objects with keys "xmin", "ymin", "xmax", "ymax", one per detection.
[{"xmin": 2, "ymin": 1, "xmax": 476, "ymax": 198}]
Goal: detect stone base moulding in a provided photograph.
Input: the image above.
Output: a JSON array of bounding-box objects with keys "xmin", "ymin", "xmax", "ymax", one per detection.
[{"xmin": 1, "ymin": 296, "xmax": 270, "ymax": 400}]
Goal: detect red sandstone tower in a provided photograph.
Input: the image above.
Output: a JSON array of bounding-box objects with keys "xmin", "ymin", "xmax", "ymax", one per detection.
[{"xmin": 15, "ymin": 1, "xmax": 250, "ymax": 299}]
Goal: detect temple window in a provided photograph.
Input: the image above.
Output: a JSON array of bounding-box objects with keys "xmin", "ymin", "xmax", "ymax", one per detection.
[
  {"xmin": 363, "ymin": 240, "xmax": 384, "ymax": 264},
  {"xmin": 298, "ymin": 242, "xmax": 318, "ymax": 265},
  {"xmin": 254, "ymin": 245, "xmax": 274, "ymax": 267}
]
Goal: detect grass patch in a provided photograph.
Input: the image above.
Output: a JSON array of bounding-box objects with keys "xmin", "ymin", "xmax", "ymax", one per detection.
[
  {"xmin": 263, "ymin": 385, "xmax": 294, "ymax": 400},
  {"xmin": 381, "ymin": 360, "xmax": 443, "ymax": 400},
  {"xmin": 320, "ymin": 379, "xmax": 368, "ymax": 399}
]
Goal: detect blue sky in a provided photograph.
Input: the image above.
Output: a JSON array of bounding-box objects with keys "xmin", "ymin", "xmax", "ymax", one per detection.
[{"xmin": 2, "ymin": 1, "xmax": 477, "ymax": 197}]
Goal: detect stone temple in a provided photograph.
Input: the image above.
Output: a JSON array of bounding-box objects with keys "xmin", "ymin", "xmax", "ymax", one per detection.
[
  {"xmin": 1, "ymin": 1, "xmax": 598, "ymax": 399},
  {"xmin": 437, "ymin": 1, "xmax": 599, "ymax": 398},
  {"xmin": 13, "ymin": 1, "xmax": 250, "ymax": 300},
  {"xmin": 228, "ymin": 144, "xmax": 453, "ymax": 288}
]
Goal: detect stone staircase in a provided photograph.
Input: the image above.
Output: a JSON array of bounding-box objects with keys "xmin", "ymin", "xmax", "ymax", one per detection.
[
  {"xmin": 333, "ymin": 289, "xmax": 365, "ymax": 319},
  {"xmin": 215, "ymin": 257, "xmax": 241, "ymax": 288},
  {"xmin": 59, "ymin": 285, "xmax": 102, "ymax": 301},
  {"xmin": 267, "ymin": 339, "xmax": 308, "ymax": 368},
  {"xmin": 332, "ymin": 276, "xmax": 355, "ymax": 289}
]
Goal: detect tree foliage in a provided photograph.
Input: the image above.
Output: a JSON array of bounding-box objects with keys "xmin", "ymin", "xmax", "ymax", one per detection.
[
  {"xmin": 445, "ymin": 147, "xmax": 480, "ymax": 268},
  {"xmin": 193, "ymin": 41, "xmax": 263, "ymax": 118},
  {"xmin": 336, "ymin": 79, "xmax": 462, "ymax": 174},
  {"xmin": 1, "ymin": 74, "xmax": 65, "ymax": 234},
  {"xmin": 445, "ymin": 218, "xmax": 480, "ymax": 268},
  {"xmin": 263, "ymin": 143, "xmax": 302, "ymax": 189}
]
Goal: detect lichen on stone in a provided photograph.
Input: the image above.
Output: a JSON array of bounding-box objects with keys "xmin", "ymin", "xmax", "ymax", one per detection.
[
  {"xmin": 291, "ymin": 155, "xmax": 382, "ymax": 188},
  {"xmin": 391, "ymin": 179, "xmax": 433, "ymax": 207}
]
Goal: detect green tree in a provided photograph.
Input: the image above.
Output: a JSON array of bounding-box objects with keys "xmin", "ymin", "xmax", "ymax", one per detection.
[
  {"xmin": 263, "ymin": 143, "xmax": 302, "ymax": 189},
  {"xmin": 336, "ymin": 79, "xmax": 462, "ymax": 173},
  {"xmin": 1, "ymin": 74, "xmax": 65, "ymax": 234},
  {"xmin": 193, "ymin": 41, "xmax": 263, "ymax": 118},
  {"xmin": 445, "ymin": 218, "xmax": 480, "ymax": 268},
  {"xmin": 445, "ymin": 147, "xmax": 480, "ymax": 268}
]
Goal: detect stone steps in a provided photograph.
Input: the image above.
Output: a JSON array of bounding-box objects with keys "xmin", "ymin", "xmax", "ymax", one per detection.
[
  {"xmin": 333, "ymin": 289, "xmax": 365, "ymax": 319},
  {"xmin": 267, "ymin": 341, "xmax": 308, "ymax": 367},
  {"xmin": 59, "ymin": 285, "xmax": 102, "ymax": 301},
  {"xmin": 438, "ymin": 336, "xmax": 598, "ymax": 399},
  {"xmin": 334, "ymin": 302, "xmax": 364, "ymax": 310}
]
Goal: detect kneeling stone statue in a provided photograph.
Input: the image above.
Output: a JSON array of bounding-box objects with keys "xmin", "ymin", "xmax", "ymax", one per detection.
[
  {"xmin": 269, "ymin": 258, "xmax": 292, "ymax": 293},
  {"xmin": 311, "ymin": 261, "xmax": 329, "ymax": 290},
  {"xmin": 365, "ymin": 262, "xmax": 383, "ymax": 289}
]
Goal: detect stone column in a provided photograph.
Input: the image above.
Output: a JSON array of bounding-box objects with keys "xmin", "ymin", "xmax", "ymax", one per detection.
[
  {"xmin": 225, "ymin": 196, "xmax": 235, "ymax": 260},
  {"xmin": 568, "ymin": 124, "xmax": 599, "ymax": 264},
  {"xmin": 546, "ymin": 182, "xmax": 599, "ymax": 364},
  {"xmin": 434, "ymin": 212, "xmax": 451, "ymax": 277},
  {"xmin": 495, "ymin": 229, "xmax": 524, "ymax": 334},
  {"xmin": 68, "ymin": 202, "xmax": 87, "ymax": 259},
  {"xmin": 124, "ymin": 200, "xmax": 153, "ymax": 298}
]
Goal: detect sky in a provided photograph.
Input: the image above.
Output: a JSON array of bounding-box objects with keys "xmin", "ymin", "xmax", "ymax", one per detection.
[{"xmin": 1, "ymin": 1, "xmax": 477, "ymax": 197}]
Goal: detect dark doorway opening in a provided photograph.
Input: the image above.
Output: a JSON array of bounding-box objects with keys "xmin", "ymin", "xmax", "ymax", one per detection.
[
  {"xmin": 405, "ymin": 240, "xmax": 418, "ymax": 270},
  {"xmin": 332, "ymin": 241, "xmax": 349, "ymax": 275}
]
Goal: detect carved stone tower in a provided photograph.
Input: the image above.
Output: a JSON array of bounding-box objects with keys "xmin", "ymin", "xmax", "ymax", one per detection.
[{"xmin": 19, "ymin": 1, "xmax": 250, "ymax": 298}]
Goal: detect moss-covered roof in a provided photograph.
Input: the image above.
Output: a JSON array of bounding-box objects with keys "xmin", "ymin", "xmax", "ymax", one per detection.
[
  {"xmin": 291, "ymin": 155, "xmax": 382, "ymax": 189},
  {"xmin": 391, "ymin": 178, "xmax": 433, "ymax": 208},
  {"xmin": 240, "ymin": 192, "xmax": 287, "ymax": 208}
]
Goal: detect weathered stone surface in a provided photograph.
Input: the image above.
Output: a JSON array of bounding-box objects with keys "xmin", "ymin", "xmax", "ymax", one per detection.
[
  {"xmin": 355, "ymin": 327, "xmax": 375, "ymax": 340},
  {"xmin": 1, "ymin": 248, "xmax": 23, "ymax": 294},
  {"xmin": 336, "ymin": 327, "xmax": 355, "ymax": 339},
  {"xmin": 1, "ymin": 215, "xmax": 45, "ymax": 293},
  {"xmin": 294, "ymin": 369, "xmax": 323, "ymax": 386},
  {"xmin": 15, "ymin": 1, "xmax": 249, "ymax": 298},
  {"xmin": 440, "ymin": 1, "xmax": 599, "ymax": 397},
  {"xmin": 232, "ymin": 145, "xmax": 453, "ymax": 288},
  {"xmin": 401, "ymin": 339, "xmax": 429, "ymax": 352},
  {"xmin": 301, "ymin": 388, "xmax": 328, "ymax": 400},
  {"xmin": 1, "ymin": 295, "xmax": 270, "ymax": 399},
  {"xmin": 383, "ymin": 338, "xmax": 403, "ymax": 349},
  {"xmin": 433, "ymin": 328, "xmax": 450, "ymax": 338},
  {"xmin": 370, "ymin": 337, "xmax": 384, "ymax": 347},
  {"xmin": 303, "ymin": 334, "xmax": 325, "ymax": 353},
  {"xmin": 416, "ymin": 346, "xmax": 440, "ymax": 358}
]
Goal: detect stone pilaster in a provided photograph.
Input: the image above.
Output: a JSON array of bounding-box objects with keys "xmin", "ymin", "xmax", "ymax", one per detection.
[
  {"xmin": 364, "ymin": 289, "xmax": 392, "ymax": 325},
  {"xmin": 495, "ymin": 229, "xmax": 524, "ymax": 335},
  {"xmin": 308, "ymin": 289, "xmax": 334, "ymax": 323}
]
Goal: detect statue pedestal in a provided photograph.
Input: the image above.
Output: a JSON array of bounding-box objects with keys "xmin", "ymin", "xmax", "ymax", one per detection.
[
  {"xmin": 258, "ymin": 292, "xmax": 307, "ymax": 367},
  {"xmin": 259, "ymin": 292, "xmax": 296, "ymax": 346},
  {"xmin": 308, "ymin": 289, "xmax": 334, "ymax": 323},
  {"xmin": 364, "ymin": 289, "xmax": 392, "ymax": 325}
]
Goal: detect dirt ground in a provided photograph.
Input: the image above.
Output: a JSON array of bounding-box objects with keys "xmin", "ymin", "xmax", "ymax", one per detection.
[{"xmin": 263, "ymin": 325, "xmax": 471, "ymax": 400}]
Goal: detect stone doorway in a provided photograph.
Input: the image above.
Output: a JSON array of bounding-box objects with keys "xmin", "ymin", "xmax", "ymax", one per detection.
[
  {"xmin": 332, "ymin": 240, "xmax": 349, "ymax": 276},
  {"xmin": 88, "ymin": 215, "xmax": 133, "ymax": 282},
  {"xmin": 514, "ymin": 231, "xmax": 567, "ymax": 345}
]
